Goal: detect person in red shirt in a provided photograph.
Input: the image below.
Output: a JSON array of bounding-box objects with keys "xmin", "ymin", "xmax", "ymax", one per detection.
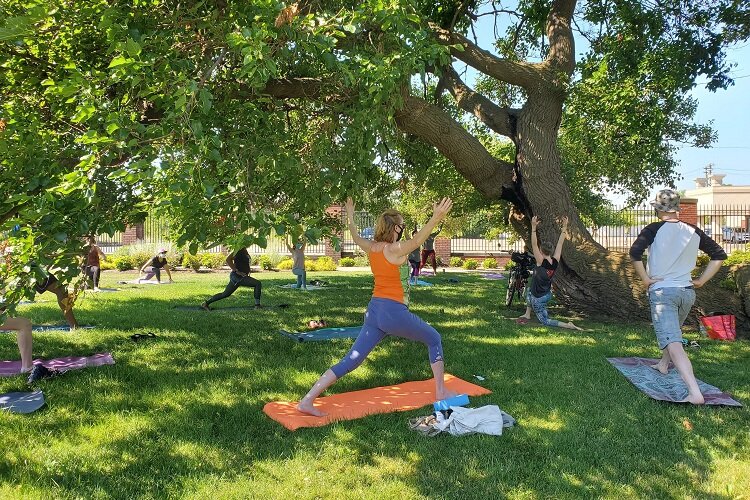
[{"xmin": 84, "ymin": 236, "xmax": 107, "ymax": 291}]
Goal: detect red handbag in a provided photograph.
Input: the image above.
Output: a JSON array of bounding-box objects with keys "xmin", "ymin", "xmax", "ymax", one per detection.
[{"xmin": 699, "ymin": 314, "xmax": 736, "ymax": 341}]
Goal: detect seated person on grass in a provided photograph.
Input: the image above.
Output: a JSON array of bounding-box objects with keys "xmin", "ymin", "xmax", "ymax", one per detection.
[
  {"xmin": 516, "ymin": 216, "xmax": 582, "ymax": 331},
  {"xmin": 201, "ymin": 247, "xmax": 262, "ymax": 310},
  {"xmin": 137, "ymin": 249, "xmax": 173, "ymax": 284}
]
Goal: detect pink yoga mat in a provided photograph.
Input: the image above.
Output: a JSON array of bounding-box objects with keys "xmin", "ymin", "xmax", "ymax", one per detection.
[{"xmin": 0, "ymin": 353, "xmax": 115, "ymax": 377}]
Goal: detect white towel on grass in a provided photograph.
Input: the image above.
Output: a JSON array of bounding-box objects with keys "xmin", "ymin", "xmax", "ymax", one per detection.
[{"xmin": 434, "ymin": 405, "xmax": 513, "ymax": 436}]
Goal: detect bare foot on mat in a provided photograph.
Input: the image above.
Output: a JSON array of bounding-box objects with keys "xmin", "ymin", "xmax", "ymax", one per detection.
[
  {"xmin": 435, "ymin": 388, "xmax": 460, "ymax": 401},
  {"xmin": 649, "ymin": 362, "xmax": 670, "ymax": 375},
  {"xmin": 681, "ymin": 393, "xmax": 705, "ymax": 405},
  {"xmin": 297, "ymin": 401, "xmax": 327, "ymax": 417}
]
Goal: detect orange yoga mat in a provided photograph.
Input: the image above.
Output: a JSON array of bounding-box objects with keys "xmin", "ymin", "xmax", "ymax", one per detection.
[{"xmin": 263, "ymin": 374, "xmax": 492, "ymax": 430}]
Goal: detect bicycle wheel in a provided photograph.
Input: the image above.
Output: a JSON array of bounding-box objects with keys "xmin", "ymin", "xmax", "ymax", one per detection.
[{"xmin": 505, "ymin": 273, "xmax": 518, "ymax": 307}]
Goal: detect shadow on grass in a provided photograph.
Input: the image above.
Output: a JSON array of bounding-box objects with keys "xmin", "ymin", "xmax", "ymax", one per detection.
[{"xmin": 1, "ymin": 271, "xmax": 747, "ymax": 497}]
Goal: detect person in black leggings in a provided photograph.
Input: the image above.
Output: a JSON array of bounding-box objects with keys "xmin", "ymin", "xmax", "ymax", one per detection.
[{"xmin": 200, "ymin": 248, "xmax": 262, "ymax": 310}]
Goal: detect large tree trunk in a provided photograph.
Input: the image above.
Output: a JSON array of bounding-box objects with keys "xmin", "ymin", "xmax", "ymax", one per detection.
[{"xmin": 514, "ymin": 91, "xmax": 650, "ymax": 318}]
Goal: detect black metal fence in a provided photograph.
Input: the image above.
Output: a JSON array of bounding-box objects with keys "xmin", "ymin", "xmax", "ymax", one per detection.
[{"xmin": 94, "ymin": 205, "xmax": 750, "ymax": 256}]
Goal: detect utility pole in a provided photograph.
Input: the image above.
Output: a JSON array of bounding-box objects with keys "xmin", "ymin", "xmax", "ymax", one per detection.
[{"xmin": 704, "ymin": 163, "xmax": 713, "ymax": 186}]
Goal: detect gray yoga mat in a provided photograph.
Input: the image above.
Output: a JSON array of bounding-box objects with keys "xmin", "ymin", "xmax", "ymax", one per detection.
[
  {"xmin": 607, "ymin": 357, "xmax": 742, "ymax": 406},
  {"xmin": 0, "ymin": 391, "xmax": 46, "ymax": 414}
]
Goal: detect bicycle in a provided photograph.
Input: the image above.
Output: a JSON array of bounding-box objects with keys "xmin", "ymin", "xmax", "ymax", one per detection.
[{"xmin": 505, "ymin": 251, "xmax": 535, "ymax": 307}]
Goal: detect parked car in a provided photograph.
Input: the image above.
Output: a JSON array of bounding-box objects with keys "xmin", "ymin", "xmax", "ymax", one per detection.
[
  {"xmin": 722, "ymin": 227, "xmax": 750, "ymax": 243},
  {"xmin": 360, "ymin": 227, "xmax": 374, "ymax": 240}
]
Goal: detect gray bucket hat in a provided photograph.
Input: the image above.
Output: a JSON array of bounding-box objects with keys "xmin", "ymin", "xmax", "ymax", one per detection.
[{"xmin": 650, "ymin": 189, "xmax": 681, "ymax": 213}]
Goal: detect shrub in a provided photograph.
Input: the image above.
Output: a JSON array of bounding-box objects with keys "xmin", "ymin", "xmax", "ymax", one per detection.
[
  {"xmin": 114, "ymin": 256, "xmax": 134, "ymax": 271},
  {"xmin": 182, "ymin": 253, "xmax": 202, "ymax": 271},
  {"xmin": 726, "ymin": 249, "xmax": 750, "ymax": 266},
  {"xmin": 696, "ymin": 254, "xmax": 710, "ymax": 267},
  {"xmin": 100, "ymin": 258, "xmax": 117, "ymax": 271},
  {"xmin": 463, "ymin": 259, "xmax": 478, "ymax": 270},
  {"xmin": 277, "ymin": 258, "xmax": 294, "ymax": 270},
  {"xmin": 482, "ymin": 257, "xmax": 498, "ymax": 269},
  {"xmin": 450, "ymin": 256, "xmax": 463, "ymax": 267},
  {"xmin": 436, "ymin": 255, "xmax": 443, "ymax": 266},
  {"xmin": 313, "ymin": 256, "xmax": 337, "ymax": 271},
  {"xmin": 258, "ymin": 254, "xmax": 274, "ymax": 270},
  {"xmin": 339, "ymin": 257, "xmax": 356, "ymax": 267},
  {"xmin": 353, "ymin": 254, "xmax": 369, "ymax": 266},
  {"xmin": 201, "ymin": 253, "xmax": 226, "ymax": 269}
]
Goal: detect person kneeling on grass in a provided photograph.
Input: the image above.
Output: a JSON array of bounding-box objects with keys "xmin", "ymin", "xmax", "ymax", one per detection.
[
  {"xmin": 629, "ymin": 189, "xmax": 726, "ymax": 405},
  {"xmin": 297, "ymin": 197, "xmax": 458, "ymax": 417},
  {"xmin": 201, "ymin": 247, "xmax": 262, "ymax": 310},
  {"xmin": 516, "ymin": 215, "xmax": 583, "ymax": 331}
]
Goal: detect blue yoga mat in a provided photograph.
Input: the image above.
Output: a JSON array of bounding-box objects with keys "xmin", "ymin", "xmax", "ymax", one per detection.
[
  {"xmin": 279, "ymin": 326, "xmax": 361, "ymax": 342},
  {"xmin": 31, "ymin": 325, "xmax": 95, "ymax": 332},
  {"xmin": 412, "ymin": 280, "xmax": 433, "ymax": 287}
]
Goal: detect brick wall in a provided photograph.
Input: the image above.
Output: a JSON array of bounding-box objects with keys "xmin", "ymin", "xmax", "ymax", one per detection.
[
  {"xmin": 435, "ymin": 237, "xmax": 451, "ymax": 266},
  {"xmin": 122, "ymin": 223, "xmax": 144, "ymax": 245},
  {"xmin": 680, "ymin": 197, "xmax": 698, "ymax": 226}
]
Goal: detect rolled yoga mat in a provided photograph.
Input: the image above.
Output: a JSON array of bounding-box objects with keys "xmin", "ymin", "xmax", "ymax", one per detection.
[
  {"xmin": 264, "ymin": 374, "xmax": 492, "ymax": 430},
  {"xmin": 607, "ymin": 357, "xmax": 742, "ymax": 406}
]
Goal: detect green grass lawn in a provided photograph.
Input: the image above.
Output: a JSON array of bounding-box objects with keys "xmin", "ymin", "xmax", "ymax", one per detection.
[{"xmin": 2, "ymin": 270, "xmax": 749, "ymax": 499}]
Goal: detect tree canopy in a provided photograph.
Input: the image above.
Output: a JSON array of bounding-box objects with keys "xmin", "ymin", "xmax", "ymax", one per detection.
[{"xmin": 2, "ymin": 0, "xmax": 748, "ymax": 318}]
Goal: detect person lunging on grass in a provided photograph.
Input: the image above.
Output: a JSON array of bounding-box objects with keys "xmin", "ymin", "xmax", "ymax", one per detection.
[
  {"xmin": 201, "ymin": 247, "xmax": 262, "ymax": 310},
  {"xmin": 629, "ymin": 189, "xmax": 726, "ymax": 405},
  {"xmin": 297, "ymin": 197, "xmax": 458, "ymax": 416},
  {"xmin": 516, "ymin": 215, "xmax": 583, "ymax": 331}
]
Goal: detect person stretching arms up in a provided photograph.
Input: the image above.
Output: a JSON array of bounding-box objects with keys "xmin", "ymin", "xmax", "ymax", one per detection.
[{"xmin": 297, "ymin": 197, "xmax": 458, "ymax": 416}]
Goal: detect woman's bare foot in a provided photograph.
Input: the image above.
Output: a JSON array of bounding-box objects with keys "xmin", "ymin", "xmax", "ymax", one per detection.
[
  {"xmin": 682, "ymin": 392, "xmax": 705, "ymax": 405},
  {"xmin": 297, "ymin": 400, "xmax": 327, "ymax": 417},
  {"xmin": 20, "ymin": 365, "xmax": 33, "ymax": 374},
  {"xmin": 649, "ymin": 362, "xmax": 670, "ymax": 375},
  {"xmin": 435, "ymin": 388, "xmax": 460, "ymax": 401}
]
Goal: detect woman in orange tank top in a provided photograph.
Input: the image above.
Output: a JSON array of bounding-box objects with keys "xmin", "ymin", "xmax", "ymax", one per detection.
[{"xmin": 297, "ymin": 197, "xmax": 458, "ymax": 417}]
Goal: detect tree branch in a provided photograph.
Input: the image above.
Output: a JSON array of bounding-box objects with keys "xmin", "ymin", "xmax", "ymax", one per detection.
[
  {"xmin": 431, "ymin": 24, "xmax": 550, "ymax": 90},
  {"xmin": 545, "ymin": 0, "xmax": 577, "ymax": 74},
  {"xmin": 440, "ymin": 65, "xmax": 518, "ymax": 141},
  {"xmin": 394, "ymin": 94, "xmax": 514, "ymax": 200},
  {"xmin": 256, "ymin": 79, "xmax": 514, "ymax": 200}
]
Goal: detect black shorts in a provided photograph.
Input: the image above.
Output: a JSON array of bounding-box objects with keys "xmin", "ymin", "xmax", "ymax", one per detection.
[{"xmin": 34, "ymin": 274, "xmax": 58, "ymax": 294}]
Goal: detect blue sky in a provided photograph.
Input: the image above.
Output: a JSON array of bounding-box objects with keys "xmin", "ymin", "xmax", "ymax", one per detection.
[{"xmin": 672, "ymin": 42, "xmax": 750, "ymax": 190}]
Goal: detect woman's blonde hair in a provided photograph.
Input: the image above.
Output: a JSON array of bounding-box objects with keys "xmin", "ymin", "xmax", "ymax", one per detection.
[{"xmin": 374, "ymin": 209, "xmax": 402, "ymax": 242}]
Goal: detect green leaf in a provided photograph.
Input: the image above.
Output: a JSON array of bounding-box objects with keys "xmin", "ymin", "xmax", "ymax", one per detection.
[
  {"xmin": 125, "ymin": 37, "xmax": 141, "ymax": 57},
  {"xmin": 108, "ymin": 55, "xmax": 132, "ymax": 68}
]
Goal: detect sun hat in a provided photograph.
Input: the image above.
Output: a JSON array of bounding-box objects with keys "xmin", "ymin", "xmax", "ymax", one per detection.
[{"xmin": 650, "ymin": 189, "xmax": 681, "ymax": 213}]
